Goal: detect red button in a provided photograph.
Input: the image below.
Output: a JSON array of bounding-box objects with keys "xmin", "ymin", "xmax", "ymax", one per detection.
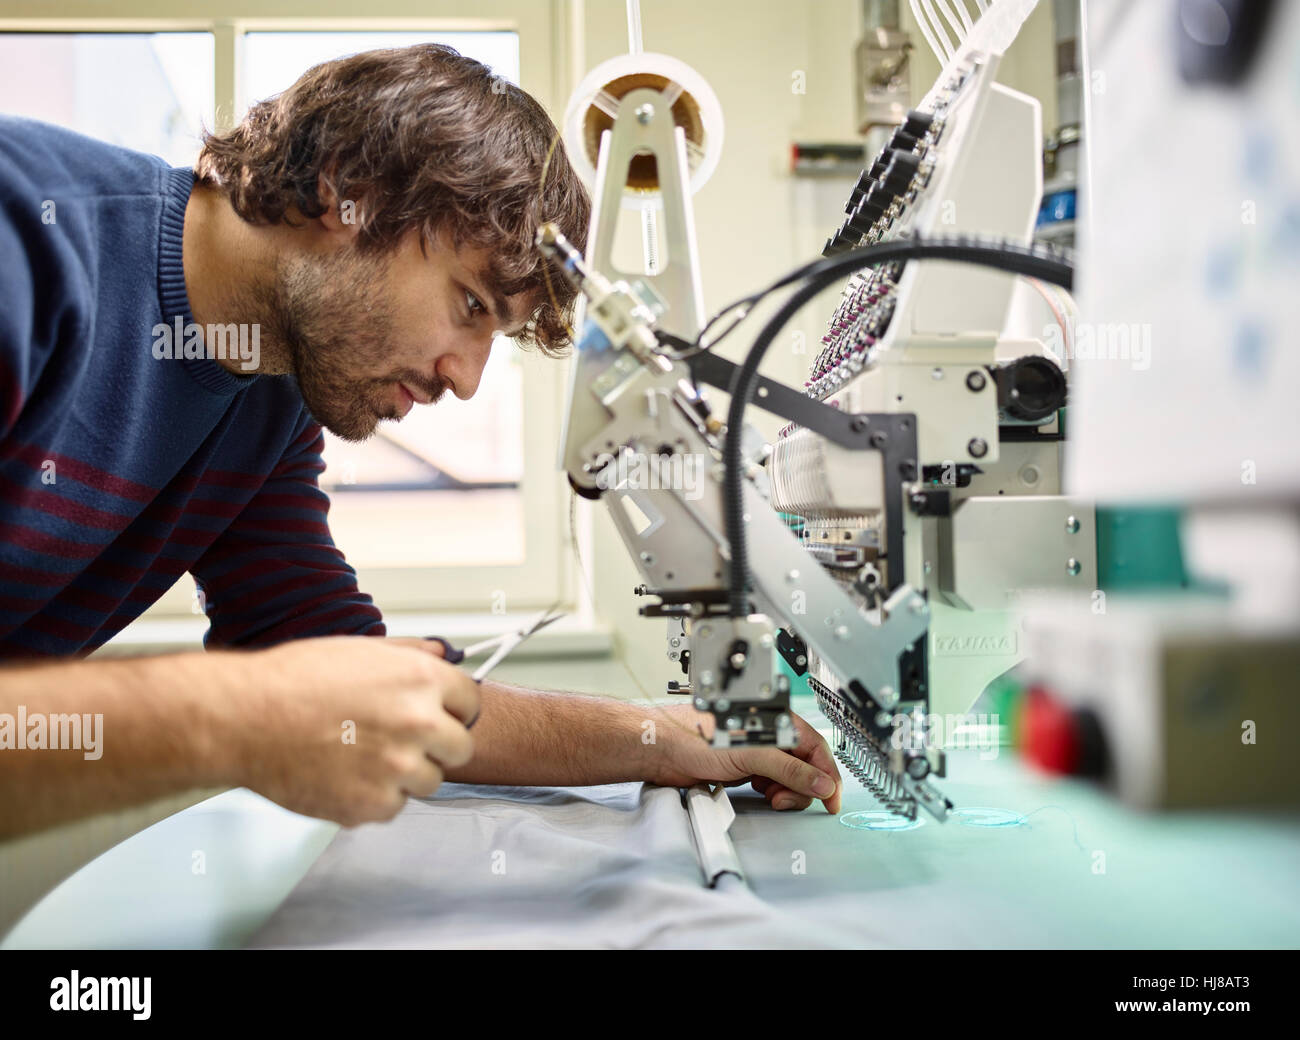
[{"xmin": 1020, "ymin": 685, "xmax": 1081, "ymax": 775}]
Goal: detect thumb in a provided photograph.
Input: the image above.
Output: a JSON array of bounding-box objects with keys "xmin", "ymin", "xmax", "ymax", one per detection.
[{"xmin": 743, "ymin": 747, "xmax": 838, "ymax": 804}]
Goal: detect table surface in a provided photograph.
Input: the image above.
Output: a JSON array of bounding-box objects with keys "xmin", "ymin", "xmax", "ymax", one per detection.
[{"xmin": 5, "ymin": 683, "xmax": 1299, "ymax": 949}]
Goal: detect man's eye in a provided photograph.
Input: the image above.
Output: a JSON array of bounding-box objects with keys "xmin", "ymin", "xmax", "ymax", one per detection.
[{"xmin": 465, "ymin": 289, "xmax": 486, "ymax": 316}]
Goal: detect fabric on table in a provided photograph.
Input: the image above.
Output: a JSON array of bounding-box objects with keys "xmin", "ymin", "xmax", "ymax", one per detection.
[
  {"xmin": 246, "ymin": 758, "xmax": 1300, "ymax": 948},
  {"xmin": 248, "ymin": 782, "xmax": 863, "ymax": 949}
]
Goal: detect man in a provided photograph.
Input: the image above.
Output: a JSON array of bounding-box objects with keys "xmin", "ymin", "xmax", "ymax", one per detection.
[{"xmin": 0, "ymin": 44, "xmax": 840, "ymax": 838}]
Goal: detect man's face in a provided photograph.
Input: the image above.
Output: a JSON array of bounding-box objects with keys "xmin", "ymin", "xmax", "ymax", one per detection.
[{"xmin": 265, "ymin": 230, "xmax": 532, "ymax": 442}]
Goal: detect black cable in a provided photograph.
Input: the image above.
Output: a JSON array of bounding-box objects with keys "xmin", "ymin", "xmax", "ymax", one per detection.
[{"xmin": 723, "ymin": 235, "xmax": 1074, "ymax": 618}]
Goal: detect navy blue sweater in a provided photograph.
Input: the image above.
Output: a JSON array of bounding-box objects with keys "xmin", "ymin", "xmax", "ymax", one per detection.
[{"xmin": 0, "ymin": 116, "xmax": 384, "ymax": 656}]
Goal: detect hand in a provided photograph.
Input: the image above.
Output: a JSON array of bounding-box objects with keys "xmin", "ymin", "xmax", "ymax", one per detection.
[
  {"xmin": 650, "ymin": 705, "xmax": 842, "ymax": 814},
  {"xmin": 221, "ymin": 636, "xmax": 480, "ymax": 826}
]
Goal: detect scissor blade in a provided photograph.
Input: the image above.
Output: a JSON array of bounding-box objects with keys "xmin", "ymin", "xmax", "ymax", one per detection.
[
  {"xmin": 459, "ymin": 634, "xmax": 506, "ymax": 658},
  {"xmin": 523, "ymin": 610, "xmax": 565, "ymax": 638},
  {"xmin": 470, "ymin": 609, "xmax": 566, "ymax": 683},
  {"xmin": 470, "ymin": 638, "xmax": 518, "ymax": 683}
]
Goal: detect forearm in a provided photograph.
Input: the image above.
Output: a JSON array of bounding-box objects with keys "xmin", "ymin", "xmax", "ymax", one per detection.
[
  {"xmin": 0, "ymin": 652, "xmax": 241, "ymax": 838},
  {"xmin": 444, "ymin": 681, "xmax": 677, "ymax": 787}
]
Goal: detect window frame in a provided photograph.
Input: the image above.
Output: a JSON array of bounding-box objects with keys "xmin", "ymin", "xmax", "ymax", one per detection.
[{"xmin": 0, "ymin": 1, "xmax": 580, "ymax": 620}]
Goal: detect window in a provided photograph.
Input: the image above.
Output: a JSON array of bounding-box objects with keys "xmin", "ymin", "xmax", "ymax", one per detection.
[
  {"xmin": 0, "ymin": 33, "xmax": 213, "ymax": 166},
  {"xmin": 0, "ymin": 9, "xmax": 572, "ymax": 628},
  {"xmin": 243, "ymin": 30, "xmax": 519, "ymax": 102},
  {"xmin": 240, "ymin": 31, "xmax": 530, "ymax": 576}
]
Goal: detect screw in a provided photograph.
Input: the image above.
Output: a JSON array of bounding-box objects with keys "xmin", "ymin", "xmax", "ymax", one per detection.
[
  {"xmin": 875, "ymin": 711, "xmax": 892, "ymax": 727},
  {"xmin": 697, "ymin": 624, "xmax": 713, "ymax": 639},
  {"xmin": 639, "ymin": 551, "xmax": 656, "ymax": 565},
  {"xmin": 670, "ymin": 637, "xmax": 681, "ymax": 647},
  {"xmin": 1066, "ymin": 515, "xmax": 1080, "ymax": 534},
  {"xmin": 850, "ymin": 416, "xmax": 868, "ymax": 433},
  {"xmin": 729, "ymin": 651, "xmax": 746, "ymax": 670},
  {"xmin": 967, "ymin": 437, "xmax": 988, "ymax": 458},
  {"xmin": 786, "ymin": 569, "xmax": 800, "ymax": 582},
  {"xmin": 834, "ymin": 625, "xmax": 850, "ymax": 640},
  {"xmin": 1067, "ymin": 558, "xmax": 1082, "ymax": 576},
  {"xmin": 907, "ymin": 757, "xmax": 930, "ymax": 779},
  {"xmin": 931, "ymin": 367, "xmax": 944, "ymax": 380},
  {"xmin": 699, "ymin": 670, "xmax": 716, "ymax": 687},
  {"xmin": 870, "ymin": 430, "xmax": 889, "ymax": 449},
  {"xmin": 635, "ymin": 103, "xmax": 655, "ymax": 124},
  {"xmin": 966, "ymin": 370, "xmax": 987, "ymax": 392},
  {"xmin": 716, "ymin": 699, "xmax": 731, "ymax": 712}
]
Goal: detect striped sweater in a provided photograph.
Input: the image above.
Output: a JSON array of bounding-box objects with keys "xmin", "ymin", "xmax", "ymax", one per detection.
[{"xmin": 0, "ymin": 117, "xmax": 384, "ymax": 657}]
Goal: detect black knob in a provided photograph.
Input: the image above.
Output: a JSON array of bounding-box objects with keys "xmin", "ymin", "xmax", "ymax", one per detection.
[
  {"xmin": 847, "ymin": 198, "xmax": 882, "ymax": 234},
  {"xmin": 1072, "ymin": 706, "xmax": 1109, "ymax": 779},
  {"xmin": 995, "ymin": 356, "xmax": 1068, "ymax": 421},
  {"xmin": 882, "ymin": 159, "xmax": 916, "ymax": 194},
  {"xmin": 889, "ymin": 128, "xmax": 919, "ymax": 153},
  {"xmin": 863, "ymin": 185, "xmax": 892, "ymax": 211},
  {"xmin": 887, "ymin": 150, "xmax": 921, "ymax": 176},
  {"xmin": 902, "ymin": 109, "xmax": 934, "ymax": 138}
]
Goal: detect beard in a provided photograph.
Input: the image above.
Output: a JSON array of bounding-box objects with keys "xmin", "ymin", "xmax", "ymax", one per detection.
[{"xmin": 254, "ymin": 246, "xmax": 448, "ymax": 442}]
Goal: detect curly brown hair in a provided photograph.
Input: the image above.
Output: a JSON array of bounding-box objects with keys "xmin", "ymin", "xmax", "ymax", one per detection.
[{"xmin": 195, "ymin": 43, "xmax": 590, "ymax": 354}]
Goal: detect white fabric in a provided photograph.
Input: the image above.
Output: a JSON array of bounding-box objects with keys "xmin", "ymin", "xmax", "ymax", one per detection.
[
  {"xmin": 249, "ymin": 763, "xmax": 1300, "ymax": 948},
  {"xmin": 249, "ymin": 783, "xmax": 846, "ymax": 949}
]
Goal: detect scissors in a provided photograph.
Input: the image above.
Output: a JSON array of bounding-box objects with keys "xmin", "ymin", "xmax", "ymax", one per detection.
[{"xmin": 427, "ymin": 606, "xmax": 566, "ymax": 726}]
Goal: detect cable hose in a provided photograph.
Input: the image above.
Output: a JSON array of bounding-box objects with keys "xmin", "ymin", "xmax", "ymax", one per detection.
[{"xmin": 722, "ymin": 235, "xmax": 1074, "ymax": 618}]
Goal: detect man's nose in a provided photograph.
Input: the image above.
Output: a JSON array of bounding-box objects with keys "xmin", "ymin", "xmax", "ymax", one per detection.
[{"xmin": 436, "ymin": 332, "xmax": 495, "ymax": 401}]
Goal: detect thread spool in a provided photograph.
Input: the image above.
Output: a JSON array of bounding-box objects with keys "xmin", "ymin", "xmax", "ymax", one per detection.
[{"xmin": 563, "ymin": 52, "xmax": 724, "ymax": 209}]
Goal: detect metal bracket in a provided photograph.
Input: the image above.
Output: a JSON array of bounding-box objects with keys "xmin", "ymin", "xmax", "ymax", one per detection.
[{"xmin": 689, "ymin": 350, "xmax": 881, "ymax": 450}]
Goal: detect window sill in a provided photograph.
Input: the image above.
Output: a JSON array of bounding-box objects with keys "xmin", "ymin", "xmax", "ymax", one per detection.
[{"xmin": 97, "ymin": 611, "xmax": 614, "ymax": 661}]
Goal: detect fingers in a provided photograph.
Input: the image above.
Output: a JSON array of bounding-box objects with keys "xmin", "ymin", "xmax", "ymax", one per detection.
[
  {"xmin": 751, "ymin": 776, "xmax": 813, "ymax": 811},
  {"xmin": 419, "ymin": 705, "xmax": 475, "ymax": 770},
  {"xmin": 733, "ymin": 712, "xmax": 842, "ymax": 814},
  {"xmin": 789, "ymin": 713, "xmax": 843, "ymax": 814},
  {"xmin": 428, "ymin": 660, "xmax": 481, "ymax": 726},
  {"xmin": 400, "ymin": 755, "xmax": 445, "ymax": 800},
  {"xmin": 741, "ymin": 745, "xmax": 837, "ymax": 809}
]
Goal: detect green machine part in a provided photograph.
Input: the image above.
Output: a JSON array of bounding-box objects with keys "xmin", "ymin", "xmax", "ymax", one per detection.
[{"xmin": 1095, "ymin": 506, "xmax": 1197, "ymax": 592}]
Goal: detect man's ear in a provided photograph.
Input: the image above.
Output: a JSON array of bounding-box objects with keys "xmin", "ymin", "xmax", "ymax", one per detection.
[{"xmin": 316, "ymin": 172, "xmax": 362, "ymax": 238}]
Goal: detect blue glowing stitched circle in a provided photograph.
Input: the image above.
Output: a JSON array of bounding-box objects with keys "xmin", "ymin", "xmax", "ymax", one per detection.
[
  {"xmin": 952, "ymin": 806, "xmax": 1027, "ymax": 828},
  {"xmin": 839, "ymin": 810, "xmax": 924, "ymax": 831}
]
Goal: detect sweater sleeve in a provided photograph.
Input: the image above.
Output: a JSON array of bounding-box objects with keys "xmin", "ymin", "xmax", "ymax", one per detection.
[{"xmin": 190, "ymin": 413, "xmax": 386, "ymax": 646}]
